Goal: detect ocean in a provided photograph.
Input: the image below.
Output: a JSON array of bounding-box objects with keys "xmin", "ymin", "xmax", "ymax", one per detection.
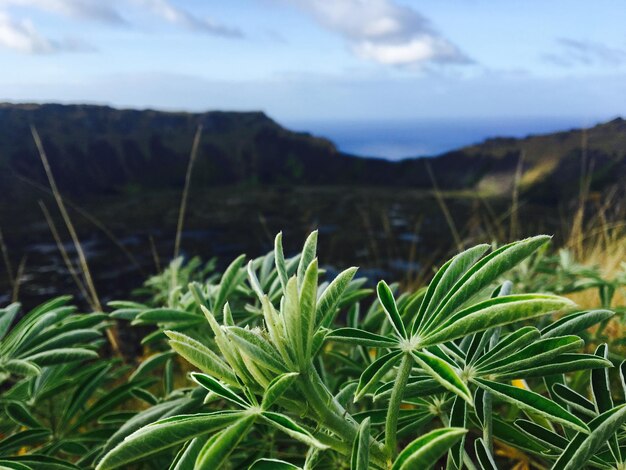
[{"xmin": 285, "ymin": 116, "xmax": 598, "ymax": 160}]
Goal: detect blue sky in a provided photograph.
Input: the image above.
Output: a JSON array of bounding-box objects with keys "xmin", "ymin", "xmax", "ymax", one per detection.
[{"xmin": 1, "ymin": 0, "xmax": 626, "ymax": 122}]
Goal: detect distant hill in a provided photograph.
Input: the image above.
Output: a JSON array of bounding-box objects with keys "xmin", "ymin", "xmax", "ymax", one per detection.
[{"xmin": 1, "ymin": 103, "xmax": 625, "ymax": 204}]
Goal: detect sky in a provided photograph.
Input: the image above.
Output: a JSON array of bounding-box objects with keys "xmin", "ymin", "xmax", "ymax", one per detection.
[{"xmin": 1, "ymin": 0, "xmax": 626, "ymax": 123}]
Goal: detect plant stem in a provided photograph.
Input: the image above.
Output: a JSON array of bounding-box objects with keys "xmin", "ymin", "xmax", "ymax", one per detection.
[
  {"xmin": 300, "ymin": 368, "xmax": 387, "ymax": 466},
  {"xmin": 385, "ymin": 353, "xmax": 412, "ymax": 459}
]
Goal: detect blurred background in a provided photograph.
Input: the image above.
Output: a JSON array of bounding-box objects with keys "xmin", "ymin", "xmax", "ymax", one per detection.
[{"xmin": 0, "ymin": 0, "xmax": 624, "ymax": 308}]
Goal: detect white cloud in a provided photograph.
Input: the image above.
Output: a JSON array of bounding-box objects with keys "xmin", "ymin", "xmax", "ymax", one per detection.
[
  {"xmin": 0, "ymin": 0, "xmax": 242, "ymax": 54},
  {"xmin": 132, "ymin": 0, "xmax": 242, "ymax": 37},
  {"xmin": 0, "ymin": 11, "xmax": 52, "ymax": 53},
  {"xmin": 0, "ymin": 0, "xmax": 126, "ymax": 24},
  {"xmin": 291, "ymin": 0, "xmax": 471, "ymax": 67},
  {"xmin": 544, "ymin": 38, "xmax": 626, "ymax": 68}
]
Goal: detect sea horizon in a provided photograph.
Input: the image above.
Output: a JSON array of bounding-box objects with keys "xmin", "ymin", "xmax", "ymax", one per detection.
[{"xmin": 285, "ymin": 115, "xmax": 612, "ymax": 160}]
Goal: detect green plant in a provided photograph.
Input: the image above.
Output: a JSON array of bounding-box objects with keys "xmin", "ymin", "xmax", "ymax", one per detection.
[{"xmin": 92, "ymin": 232, "xmax": 622, "ymax": 469}]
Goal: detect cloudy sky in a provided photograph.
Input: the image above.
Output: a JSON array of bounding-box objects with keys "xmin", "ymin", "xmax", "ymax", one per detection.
[{"xmin": 1, "ymin": 0, "xmax": 626, "ymax": 121}]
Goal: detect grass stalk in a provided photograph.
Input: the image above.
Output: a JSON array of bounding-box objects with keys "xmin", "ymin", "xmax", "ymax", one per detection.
[
  {"xmin": 0, "ymin": 227, "xmax": 15, "ymax": 293},
  {"xmin": 31, "ymin": 126, "xmax": 121, "ymax": 355},
  {"xmin": 11, "ymin": 256, "xmax": 27, "ymax": 303},
  {"xmin": 426, "ymin": 161, "xmax": 463, "ymax": 251},
  {"xmin": 174, "ymin": 124, "xmax": 203, "ymax": 259},
  {"xmin": 39, "ymin": 201, "xmax": 91, "ymax": 305}
]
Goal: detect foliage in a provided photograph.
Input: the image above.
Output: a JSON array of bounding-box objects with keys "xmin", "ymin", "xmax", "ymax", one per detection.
[{"xmin": 1, "ymin": 231, "xmax": 625, "ymax": 469}]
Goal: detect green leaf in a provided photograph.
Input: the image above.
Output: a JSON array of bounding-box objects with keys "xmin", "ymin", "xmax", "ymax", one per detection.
[
  {"xmin": 355, "ymin": 350, "xmax": 402, "ymax": 402},
  {"xmin": 492, "ymin": 354, "xmax": 611, "ymax": 380},
  {"xmin": 351, "ymin": 417, "xmax": 371, "ymax": 470},
  {"xmin": 316, "ymin": 266, "xmax": 358, "ymax": 328},
  {"xmin": 213, "ymin": 254, "xmax": 246, "ymax": 316},
  {"xmin": 262, "ymin": 372, "xmax": 299, "ymax": 410},
  {"xmin": 474, "ymin": 438, "xmax": 498, "ymax": 470},
  {"xmin": 195, "ymin": 414, "xmax": 255, "ymax": 470},
  {"xmin": 327, "ymin": 327, "xmax": 399, "ymax": 348},
  {"xmin": 415, "ymin": 244, "xmax": 489, "ymax": 334},
  {"xmin": 0, "ymin": 303, "xmax": 20, "ymax": 342},
  {"xmin": 448, "ymin": 395, "xmax": 467, "ymax": 469},
  {"xmin": 479, "ymin": 336, "xmax": 584, "ymax": 374},
  {"xmin": 2, "ymin": 359, "xmax": 41, "ymax": 377},
  {"xmin": 552, "ymin": 384, "xmax": 596, "ymax": 417},
  {"xmin": 132, "ymin": 309, "xmax": 202, "ymax": 326},
  {"xmin": 515, "ymin": 419, "xmax": 568, "ymax": 451},
  {"xmin": 541, "ymin": 309, "xmax": 614, "ymax": 338},
  {"xmin": 95, "ymin": 412, "xmax": 243, "ymax": 470},
  {"xmin": 377, "ymin": 281, "xmax": 407, "ymax": 339},
  {"xmin": 590, "ymin": 344, "xmax": 620, "ymax": 463},
  {"xmin": 5, "ymin": 402, "xmax": 44, "ymax": 428},
  {"xmin": 473, "ymin": 378, "xmax": 588, "ymax": 433},
  {"xmin": 412, "ymin": 351, "xmax": 472, "ymax": 405},
  {"xmin": 261, "ymin": 412, "xmax": 328, "ymax": 449},
  {"xmin": 274, "ymin": 232, "xmax": 289, "ymax": 294},
  {"xmin": 422, "ymin": 295, "xmax": 574, "ymax": 346},
  {"xmin": 299, "ymin": 258, "xmax": 318, "ymax": 362},
  {"xmin": 23, "ymin": 348, "xmax": 98, "ymax": 366},
  {"xmin": 129, "ymin": 350, "xmax": 176, "ymax": 381},
  {"xmin": 391, "ymin": 427, "xmax": 466, "ymax": 470},
  {"xmin": 427, "ymin": 236, "xmax": 551, "ymax": 327},
  {"xmin": 225, "ymin": 326, "xmax": 287, "ymax": 374},
  {"xmin": 474, "ymin": 327, "xmax": 540, "ymax": 368},
  {"xmin": 297, "ymin": 231, "xmax": 318, "ymax": 290},
  {"xmin": 191, "ymin": 372, "xmax": 249, "ymax": 408},
  {"xmin": 552, "ymin": 404, "xmax": 626, "ymax": 470},
  {"xmin": 165, "ymin": 330, "xmax": 237, "ymax": 386},
  {"xmin": 0, "ymin": 429, "xmax": 51, "ymax": 454},
  {"xmin": 250, "ymin": 458, "xmax": 301, "ymax": 470}
]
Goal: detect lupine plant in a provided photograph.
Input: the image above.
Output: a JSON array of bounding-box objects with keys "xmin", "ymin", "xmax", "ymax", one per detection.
[{"xmin": 87, "ymin": 231, "xmax": 625, "ymax": 470}]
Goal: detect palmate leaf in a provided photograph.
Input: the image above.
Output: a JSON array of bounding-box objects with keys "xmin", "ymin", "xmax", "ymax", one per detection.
[
  {"xmin": 412, "ymin": 351, "xmax": 472, "ymax": 405},
  {"xmin": 250, "ymin": 458, "xmax": 301, "ymax": 470},
  {"xmin": 552, "ymin": 384, "xmax": 596, "ymax": 417},
  {"xmin": 491, "ymin": 354, "xmax": 612, "ymax": 380},
  {"xmin": 298, "ymin": 258, "xmax": 319, "ymax": 364},
  {"xmin": 354, "ymin": 350, "xmax": 402, "ymax": 402},
  {"xmin": 541, "ymin": 309, "xmax": 614, "ymax": 338},
  {"xmin": 274, "ymin": 232, "xmax": 289, "ymax": 294},
  {"xmin": 4, "ymin": 401, "xmax": 44, "ymax": 429},
  {"xmin": 316, "ymin": 266, "xmax": 358, "ymax": 328},
  {"xmin": 448, "ymin": 395, "xmax": 467, "ymax": 469},
  {"xmin": 262, "ymin": 372, "xmax": 299, "ymax": 410},
  {"xmin": 0, "ymin": 303, "xmax": 20, "ymax": 342},
  {"xmin": 225, "ymin": 326, "xmax": 287, "ymax": 374},
  {"xmin": 165, "ymin": 330, "xmax": 238, "ymax": 386},
  {"xmin": 377, "ymin": 281, "xmax": 407, "ymax": 339},
  {"xmin": 213, "ymin": 254, "xmax": 246, "ymax": 316},
  {"xmin": 474, "ymin": 438, "xmax": 498, "ymax": 470},
  {"xmin": 428, "ymin": 235, "xmax": 551, "ymax": 324},
  {"xmin": 552, "ymin": 404, "xmax": 626, "ymax": 470},
  {"xmin": 473, "ymin": 378, "xmax": 588, "ymax": 433},
  {"xmin": 474, "ymin": 327, "xmax": 540, "ymax": 368},
  {"xmin": 261, "ymin": 412, "xmax": 328, "ymax": 449},
  {"xmin": 422, "ymin": 294, "xmax": 574, "ymax": 346},
  {"xmin": 391, "ymin": 427, "xmax": 467, "ymax": 470},
  {"xmin": 328, "ymin": 327, "xmax": 399, "ymax": 348},
  {"xmin": 95, "ymin": 412, "xmax": 243, "ymax": 469},
  {"xmin": 131, "ymin": 308, "xmax": 202, "ymax": 326},
  {"xmin": 23, "ymin": 347, "xmax": 98, "ymax": 366},
  {"xmin": 478, "ymin": 335, "xmax": 584, "ymax": 375},
  {"xmin": 414, "ymin": 244, "xmax": 490, "ymax": 334},
  {"xmin": 195, "ymin": 414, "xmax": 256, "ymax": 470},
  {"xmin": 191, "ymin": 372, "xmax": 250, "ymax": 408},
  {"xmin": 351, "ymin": 417, "xmax": 371, "ymax": 470},
  {"xmin": 297, "ymin": 231, "xmax": 318, "ymax": 290}
]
